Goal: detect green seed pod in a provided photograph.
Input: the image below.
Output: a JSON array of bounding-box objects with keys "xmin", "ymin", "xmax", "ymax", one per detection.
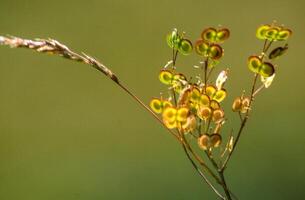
[
  {"xmin": 248, "ymin": 56, "xmax": 261, "ymax": 74},
  {"xmin": 209, "ymin": 44, "xmax": 223, "ymax": 60},
  {"xmin": 213, "ymin": 89, "xmax": 227, "ymax": 103},
  {"xmin": 195, "ymin": 40, "xmax": 209, "ymax": 56},
  {"xmin": 201, "ymin": 27, "xmax": 217, "ymax": 42},
  {"xmin": 216, "ymin": 28, "xmax": 230, "ymax": 43},
  {"xmin": 178, "ymin": 39, "xmax": 193, "ymax": 55},
  {"xmin": 277, "ymin": 29, "xmax": 292, "ymax": 41},
  {"xmin": 260, "ymin": 62, "xmax": 275, "ymax": 78},
  {"xmin": 200, "ymin": 94, "xmax": 210, "ymax": 107},
  {"xmin": 265, "ymin": 27, "xmax": 280, "ymax": 41}
]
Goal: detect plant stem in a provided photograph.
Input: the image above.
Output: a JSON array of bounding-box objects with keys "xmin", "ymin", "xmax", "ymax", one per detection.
[
  {"xmin": 182, "ymin": 145, "xmax": 225, "ymax": 200},
  {"xmin": 219, "ymin": 171, "xmax": 232, "ymax": 200},
  {"xmin": 221, "ymin": 39, "xmax": 274, "ymax": 171}
]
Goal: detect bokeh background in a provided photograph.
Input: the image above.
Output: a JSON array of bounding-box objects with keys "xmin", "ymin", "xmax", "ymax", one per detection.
[{"xmin": 0, "ymin": 0, "xmax": 304, "ymax": 199}]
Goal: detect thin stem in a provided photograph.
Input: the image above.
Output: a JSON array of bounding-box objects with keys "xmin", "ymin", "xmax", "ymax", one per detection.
[
  {"xmin": 181, "ymin": 132, "xmax": 222, "ymax": 184},
  {"xmin": 204, "ymin": 58, "xmax": 209, "ymax": 89},
  {"xmin": 206, "ymin": 66, "xmax": 215, "ymax": 82},
  {"xmin": 182, "ymin": 145, "xmax": 225, "ymax": 200},
  {"xmin": 221, "ymin": 73, "xmax": 258, "ymax": 171},
  {"xmin": 117, "ymin": 82, "xmax": 181, "ymax": 141},
  {"xmin": 221, "ymin": 39, "xmax": 274, "ymax": 171},
  {"xmin": 219, "ymin": 171, "xmax": 232, "ymax": 200}
]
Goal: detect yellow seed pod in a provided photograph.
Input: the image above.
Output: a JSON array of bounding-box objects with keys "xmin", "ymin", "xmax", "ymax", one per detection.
[
  {"xmin": 176, "ymin": 107, "xmax": 189, "ymax": 122},
  {"xmin": 205, "ymin": 85, "xmax": 217, "ymax": 98},
  {"xmin": 200, "ymin": 94, "xmax": 210, "ymax": 107},
  {"xmin": 149, "ymin": 98, "xmax": 172, "ymax": 114},
  {"xmin": 210, "ymin": 134, "xmax": 222, "ymax": 148},
  {"xmin": 210, "ymin": 100, "xmax": 220, "ymax": 110},
  {"xmin": 213, "ymin": 89, "xmax": 227, "ymax": 102},
  {"xmin": 256, "ymin": 24, "xmax": 271, "ymax": 40},
  {"xmin": 162, "ymin": 107, "xmax": 177, "ymax": 123},
  {"xmin": 198, "ymin": 106, "xmax": 212, "ymax": 120},
  {"xmin": 198, "ymin": 134, "xmax": 209, "ymax": 150},
  {"xmin": 232, "ymin": 97, "xmax": 242, "ymax": 112},
  {"xmin": 164, "ymin": 120, "xmax": 177, "ymax": 129},
  {"xmin": 212, "ymin": 109, "xmax": 225, "ymax": 123},
  {"xmin": 190, "ymin": 87, "xmax": 201, "ymax": 103},
  {"xmin": 159, "ymin": 70, "xmax": 173, "ymax": 85},
  {"xmin": 150, "ymin": 98, "xmax": 162, "ymax": 113}
]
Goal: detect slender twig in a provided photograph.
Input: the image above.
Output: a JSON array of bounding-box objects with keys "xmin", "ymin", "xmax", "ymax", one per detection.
[
  {"xmin": 219, "ymin": 171, "xmax": 232, "ymax": 200},
  {"xmin": 221, "ymin": 40, "xmax": 274, "ymax": 171},
  {"xmin": 182, "ymin": 145, "xmax": 225, "ymax": 200}
]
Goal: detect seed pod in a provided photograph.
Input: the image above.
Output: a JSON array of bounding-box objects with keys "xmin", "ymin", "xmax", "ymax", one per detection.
[
  {"xmin": 269, "ymin": 44, "xmax": 288, "ymax": 60},
  {"xmin": 198, "ymin": 134, "xmax": 209, "ymax": 150},
  {"xmin": 198, "ymin": 106, "xmax": 212, "ymax": 120},
  {"xmin": 178, "ymin": 39, "xmax": 193, "ymax": 55},
  {"xmin": 210, "ymin": 134, "xmax": 222, "ymax": 148},
  {"xmin": 232, "ymin": 97, "xmax": 242, "ymax": 112},
  {"xmin": 212, "ymin": 109, "xmax": 225, "ymax": 123}
]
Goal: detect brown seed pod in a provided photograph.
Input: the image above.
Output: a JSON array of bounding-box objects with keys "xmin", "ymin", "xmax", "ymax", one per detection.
[{"xmin": 210, "ymin": 134, "xmax": 222, "ymax": 148}]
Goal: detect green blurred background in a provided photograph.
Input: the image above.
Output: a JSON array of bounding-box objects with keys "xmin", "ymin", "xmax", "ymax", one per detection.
[{"xmin": 0, "ymin": 0, "xmax": 304, "ymax": 199}]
